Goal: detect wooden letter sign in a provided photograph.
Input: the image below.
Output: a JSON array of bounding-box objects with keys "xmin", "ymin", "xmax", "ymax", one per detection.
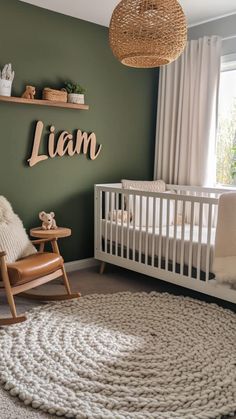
[{"xmin": 28, "ymin": 121, "xmax": 102, "ymax": 167}]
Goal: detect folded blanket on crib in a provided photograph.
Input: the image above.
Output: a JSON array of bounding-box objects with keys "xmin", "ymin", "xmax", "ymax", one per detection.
[
  {"xmin": 122, "ymin": 179, "xmax": 166, "ymax": 192},
  {"xmin": 212, "ymin": 192, "xmax": 236, "ymax": 288}
]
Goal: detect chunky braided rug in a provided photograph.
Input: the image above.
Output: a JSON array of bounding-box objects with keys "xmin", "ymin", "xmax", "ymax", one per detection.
[{"xmin": 0, "ymin": 292, "xmax": 235, "ymax": 419}]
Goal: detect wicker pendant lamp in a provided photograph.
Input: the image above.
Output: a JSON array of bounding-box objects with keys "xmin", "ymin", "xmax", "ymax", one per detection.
[{"xmin": 109, "ymin": 0, "xmax": 187, "ymax": 68}]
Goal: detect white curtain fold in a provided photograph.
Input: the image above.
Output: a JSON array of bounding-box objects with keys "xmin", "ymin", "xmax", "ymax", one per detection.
[{"xmin": 154, "ymin": 36, "xmax": 222, "ymax": 186}]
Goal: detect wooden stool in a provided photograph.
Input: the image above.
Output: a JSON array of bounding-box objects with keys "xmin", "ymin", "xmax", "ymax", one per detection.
[{"xmin": 30, "ymin": 227, "xmax": 71, "ymax": 254}]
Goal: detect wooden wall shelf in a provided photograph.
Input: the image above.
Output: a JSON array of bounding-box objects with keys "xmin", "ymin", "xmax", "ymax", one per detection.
[{"xmin": 0, "ymin": 95, "xmax": 89, "ymax": 110}]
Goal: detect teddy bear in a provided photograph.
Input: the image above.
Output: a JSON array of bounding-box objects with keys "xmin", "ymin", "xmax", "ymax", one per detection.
[
  {"xmin": 21, "ymin": 85, "xmax": 36, "ymax": 99},
  {"xmin": 39, "ymin": 211, "xmax": 57, "ymax": 230}
]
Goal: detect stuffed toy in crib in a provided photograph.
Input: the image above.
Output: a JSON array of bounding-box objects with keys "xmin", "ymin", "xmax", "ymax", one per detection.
[{"xmin": 109, "ymin": 210, "xmax": 132, "ymax": 223}]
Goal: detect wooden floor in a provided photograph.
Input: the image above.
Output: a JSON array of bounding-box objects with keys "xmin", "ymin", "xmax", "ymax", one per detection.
[
  {"xmin": 0, "ymin": 264, "xmax": 235, "ymax": 419},
  {"xmin": 1, "ymin": 264, "xmax": 234, "ymax": 318}
]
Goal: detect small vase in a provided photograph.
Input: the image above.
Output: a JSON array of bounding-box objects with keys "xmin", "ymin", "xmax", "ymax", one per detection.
[
  {"xmin": 68, "ymin": 93, "xmax": 84, "ymax": 104},
  {"xmin": 0, "ymin": 79, "xmax": 12, "ymax": 96}
]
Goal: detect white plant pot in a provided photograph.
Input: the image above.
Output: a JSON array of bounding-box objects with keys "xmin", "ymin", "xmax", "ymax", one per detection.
[
  {"xmin": 0, "ymin": 79, "xmax": 12, "ymax": 96},
  {"xmin": 68, "ymin": 93, "xmax": 84, "ymax": 104}
]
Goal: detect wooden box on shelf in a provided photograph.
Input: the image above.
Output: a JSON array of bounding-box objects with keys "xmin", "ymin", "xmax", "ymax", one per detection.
[{"xmin": 42, "ymin": 88, "xmax": 67, "ymax": 103}]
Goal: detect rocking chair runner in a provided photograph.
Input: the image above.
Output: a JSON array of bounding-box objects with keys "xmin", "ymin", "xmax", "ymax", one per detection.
[{"xmin": 0, "ymin": 237, "xmax": 80, "ymax": 326}]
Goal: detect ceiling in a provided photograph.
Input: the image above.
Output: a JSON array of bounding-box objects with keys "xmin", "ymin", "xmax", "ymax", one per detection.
[{"xmin": 20, "ymin": 0, "xmax": 236, "ymax": 28}]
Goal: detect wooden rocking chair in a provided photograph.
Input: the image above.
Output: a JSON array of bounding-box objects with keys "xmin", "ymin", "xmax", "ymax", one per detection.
[{"xmin": 0, "ymin": 237, "xmax": 80, "ymax": 326}]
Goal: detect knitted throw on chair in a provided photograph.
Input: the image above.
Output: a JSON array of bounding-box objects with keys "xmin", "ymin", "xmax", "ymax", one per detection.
[{"xmin": 0, "ymin": 196, "xmax": 36, "ymax": 263}]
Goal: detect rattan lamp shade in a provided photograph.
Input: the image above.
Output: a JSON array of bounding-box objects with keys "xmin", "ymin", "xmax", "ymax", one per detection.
[{"xmin": 109, "ymin": 0, "xmax": 187, "ymax": 68}]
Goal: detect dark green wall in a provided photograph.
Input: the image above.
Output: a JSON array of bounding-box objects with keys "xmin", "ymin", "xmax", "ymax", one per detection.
[{"xmin": 0, "ymin": 0, "xmax": 158, "ymax": 262}]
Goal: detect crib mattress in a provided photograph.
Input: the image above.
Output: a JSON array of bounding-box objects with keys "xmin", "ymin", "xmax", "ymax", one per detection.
[{"xmin": 101, "ymin": 220, "xmax": 216, "ymax": 274}]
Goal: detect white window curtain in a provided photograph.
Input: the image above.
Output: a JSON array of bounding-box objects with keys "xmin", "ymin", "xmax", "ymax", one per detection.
[{"xmin": 154, "ymin": 36, "xmax": 222, "ymax": 187}]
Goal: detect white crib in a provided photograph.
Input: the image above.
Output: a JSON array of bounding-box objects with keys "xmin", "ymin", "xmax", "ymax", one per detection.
[{"xmin": 94, "ymin": 183, "xmax": 236, "ymax": 304}]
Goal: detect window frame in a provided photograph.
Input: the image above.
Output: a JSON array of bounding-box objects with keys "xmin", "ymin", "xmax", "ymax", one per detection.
[{"xmin": 221, "ymin": 53, "xmax": 236, "ymax": 72}]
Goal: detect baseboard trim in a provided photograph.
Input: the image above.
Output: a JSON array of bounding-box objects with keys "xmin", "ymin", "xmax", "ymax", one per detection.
[{"xmin": 65, "ymin": 258, "xmax": 100, "ymax": 273}]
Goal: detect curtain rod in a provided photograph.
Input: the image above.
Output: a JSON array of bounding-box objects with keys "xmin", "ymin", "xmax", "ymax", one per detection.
[{"xmin": 222, "ymin": 34, "xmax": 236, "ymax": 41}]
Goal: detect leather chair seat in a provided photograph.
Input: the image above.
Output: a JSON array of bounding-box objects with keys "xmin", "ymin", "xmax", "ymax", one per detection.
[{"xmin": 7, "ymin": 252, "xmax": 63, "ymax": 286}]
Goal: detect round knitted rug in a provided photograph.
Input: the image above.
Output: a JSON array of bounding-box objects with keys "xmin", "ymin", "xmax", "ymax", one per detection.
[{"xmin": 0, "ymin": 292, "xmax": 235, "ymax": 419}]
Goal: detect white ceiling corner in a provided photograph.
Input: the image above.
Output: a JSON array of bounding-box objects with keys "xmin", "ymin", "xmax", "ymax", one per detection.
[{"xmin": 19, "ymin": 0, "xmax": 236, "ymax": 28}]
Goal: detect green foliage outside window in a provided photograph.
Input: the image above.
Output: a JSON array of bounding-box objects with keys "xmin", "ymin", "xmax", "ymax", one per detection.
[{"xmin": 216, "ymin": 99, "xmax": 236, "ymax": 185}]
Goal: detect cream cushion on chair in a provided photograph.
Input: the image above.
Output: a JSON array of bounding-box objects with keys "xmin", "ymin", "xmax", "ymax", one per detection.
[{"xmin": 0, "ymin": 196, "xmax": 36, "ymax": 263}]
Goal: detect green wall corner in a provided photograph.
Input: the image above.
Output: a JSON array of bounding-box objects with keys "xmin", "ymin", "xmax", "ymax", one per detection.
[{"xmin": 0, "ymin": 0, "xmax": 158, "ymax": 262}]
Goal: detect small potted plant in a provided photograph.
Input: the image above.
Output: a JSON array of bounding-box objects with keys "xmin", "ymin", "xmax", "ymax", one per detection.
[
  {"xmin": 64, "ymin": 81, "xmax": 85, "ymax": 104},
  {"xmin": 0, "ymin": 63, "xmax": 15, "ymax": 96}
]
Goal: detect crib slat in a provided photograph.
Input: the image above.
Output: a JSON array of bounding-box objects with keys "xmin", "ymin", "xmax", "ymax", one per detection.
[
  {"xmin": 172, "ymin": 198, "xmax": 178, "ymax": 273},
  {"xmin": 110, "ymin": 192, "xmax": 114, "ymax": 255},
  {"xmin": 214, "ymin": 204, "xmax": 218, "ymax": 229},
  {"xmin": 98, "ymin": 190, "xmax": 102, "ymax": 252},
  {"xmin": 165, "ymin": 198, "xmax": 170, "ymax": 270},
  {"xmin": 197, "ymin": 202, "xmax": 203, "ymax": 281},
  {"xmin": 139, "ymin": 195, "xmax": 143, "ymax": 263},
  {"xmin": 121, "ymin": 193, "xmax": 125, "ymax": 258},
  {"xmin": 115, "ymin": 192, "xmax": 119, "ymax": 256},
  {"xmin": 126, "ymin": 191, "xmax": 130, "ymax": 259},
  {"xmin": 188, "ymin": 201, "xmax": 194, "ymax": 278},
  {"xmin": 205, "ymin": 203, "xmax": 213, "ymax": 282},
  {"xmin": 104, "ymin": 191, "xmax": 109, "ymax": 254},
  {"xmin": 145, "ymin": 196, "xmax": 149, "ymax": 265},
  {"xmin": 132, "ymin": 194, "xmax": 136, "ymax": 261},
  {"xmin": 158, "ymin": 197, "xmax": 163, "ymax": 269},
  {"xmin": 180, "ymin": 200, "xmax": 186, "ymax": 275},
  {"xmin": 151, "ymin": 197, "xmax": 156, "ymax": 267}
]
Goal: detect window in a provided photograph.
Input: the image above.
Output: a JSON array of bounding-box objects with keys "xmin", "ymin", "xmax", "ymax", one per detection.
[{"xmin": 216, "ymin": 54, "xmax": 236, "ymax": 185}]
